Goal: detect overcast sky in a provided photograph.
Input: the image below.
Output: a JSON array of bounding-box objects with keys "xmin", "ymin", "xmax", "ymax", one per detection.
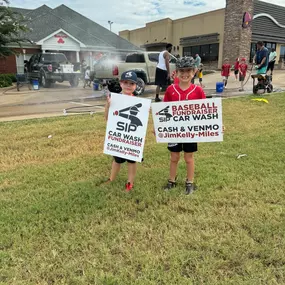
[{"xmin": 7, "ymin": 0, "xmax": 285, "ymax": 34}]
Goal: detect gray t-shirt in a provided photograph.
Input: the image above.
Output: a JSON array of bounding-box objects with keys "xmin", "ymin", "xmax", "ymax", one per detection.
[{"xmin": 195, "ymin": 56, "xmax": 201, "ymax": 67}]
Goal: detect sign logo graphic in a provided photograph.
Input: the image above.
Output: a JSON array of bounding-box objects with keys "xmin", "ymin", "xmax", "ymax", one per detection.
[
  {"xmin": 114, "ymin": 103, "xmax": 143, "ymax": 132},
  {"xmin": 156, "ymin": 106, "xmax": 172, "ymax": 122},
  {"xmin": 242, "ymin": 12, "xmax": 252, "ymax": 28},
  {"xmin": 57, "ymin": 38, "xmax": 65, "ymax": 44},
  {"xmin": 125, "ymin": 72, "xmax": 133, "ymax": 78},
  {"xmin": 54, "ymin": 33, "xmax": 67, "ymax": 44},
  {"xmin": 156, "ymin": 106, "xmax": 172, "ymax": 119}
]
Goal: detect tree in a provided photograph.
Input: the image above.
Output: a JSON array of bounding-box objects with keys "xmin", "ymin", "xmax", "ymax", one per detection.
[{"xmin": 0, "ymin": 0, "xmax": 31, "ymax": 57}]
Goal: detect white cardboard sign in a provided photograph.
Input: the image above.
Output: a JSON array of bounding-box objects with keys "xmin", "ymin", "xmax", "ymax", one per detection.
[
  {"xmin": 151, "ymin": 98, "xmax": 223, "ymax": 143},
  {"xmin": 103, "ymin": 93, "xmax": 151, "ymax": 162}
]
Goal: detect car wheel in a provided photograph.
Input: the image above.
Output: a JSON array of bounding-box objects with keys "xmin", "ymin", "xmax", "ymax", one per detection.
[
  {"xmin": 134, "ymin": 77, "xmax": 145, "ymax": 96},
  {"xmin": 41, "ymin": 73, "xmax": 51, "ymax": 88},
  {"xmin": 70, "ymin": 77, "xmax": 79, "ymax": 87},
  {"xmin": 107, "ymin": 79, "xmax": 122, "ymax": 93},
  {"xmin": 253, "ymin": 85, "xmax": 258, "ymax": 94},
  {"xmin": 267, "ymin": 84, "xmax": 273, "ymax": 93}
]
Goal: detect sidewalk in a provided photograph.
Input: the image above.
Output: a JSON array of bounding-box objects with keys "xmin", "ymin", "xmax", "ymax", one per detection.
[{"xmin": 201, "ymin": 70, "xmax": 285, "ymax": 95}]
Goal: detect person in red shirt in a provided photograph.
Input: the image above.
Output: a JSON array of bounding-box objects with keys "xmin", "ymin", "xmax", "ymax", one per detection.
[
  {"xmin": 234, "ymin": 58, "xmax": 239, "ymax": 81},
  {"xmin": 221, "ymin": 58, "xmax": 231, "ymax": 89},
  {"xmin": 163, "ymin": 57, "xmax": 206, "ymax": 195},
  {"xmin": 239, "ymin": 57, "xmax": 248, "ymax": 91}
]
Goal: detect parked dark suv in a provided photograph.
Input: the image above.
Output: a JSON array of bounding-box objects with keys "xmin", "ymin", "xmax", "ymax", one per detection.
[{"xmin": 24, "ymin": 53, "xmax": 81, "ymax": 88}]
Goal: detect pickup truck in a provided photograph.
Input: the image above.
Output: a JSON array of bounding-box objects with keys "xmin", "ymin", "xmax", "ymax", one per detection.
[
  {"xmin": 93, "ymin": 52, "xmax": 177, "ymax": 95},
  {"xmin": 24, "ymin": 53, "xmax": 81, "ymax": 88}
]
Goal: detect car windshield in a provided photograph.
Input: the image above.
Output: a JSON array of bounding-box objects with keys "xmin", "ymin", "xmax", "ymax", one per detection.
[{"xmin": 41, "ymin": 54, "xmax": 67, "ymax": 63}]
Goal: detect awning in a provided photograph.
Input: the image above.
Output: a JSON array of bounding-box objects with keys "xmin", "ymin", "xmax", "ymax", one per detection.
[
  {"xmin": 252, "ymin": 33, "xmax": 285, "ymax": 44},
  {"xmin": 140, "ymin": 42, "xmax": 167, "ymax": 48},
  {"xmin": 180, "ymin": 33, "xmax": 219, "ymax": 46}
]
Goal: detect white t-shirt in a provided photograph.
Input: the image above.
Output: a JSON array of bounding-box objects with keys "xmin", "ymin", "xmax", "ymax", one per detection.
[
  {"xmin": 157, "ymin": 50, "xmax": 167, "ymax": 71},
  {"xmin": 269, "ymin": 51, "xmax": 277, "ymax": 62},
  {"xmin": 85, "ymin": 69, "xmax": 90, "ymax": 80}
]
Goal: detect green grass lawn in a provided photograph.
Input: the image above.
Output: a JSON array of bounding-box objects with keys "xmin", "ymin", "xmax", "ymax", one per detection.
[{"xmin": 1, "ymin": 94, "xmax": 285, "ymax": 285}]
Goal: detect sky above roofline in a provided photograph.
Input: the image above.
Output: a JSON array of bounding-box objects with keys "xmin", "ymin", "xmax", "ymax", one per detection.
[{"xmin": 6, "ymin": 0, "xmax": 285, "ymax": 34}]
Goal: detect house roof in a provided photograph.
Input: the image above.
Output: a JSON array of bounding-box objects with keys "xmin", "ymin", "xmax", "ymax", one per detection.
[
  {"xmin": 10, "ymin": 7, "xmax": 32, "ymax": 15},
  {"xmin": 25, "ymin": 12, "xmax": 113, "ymax": 49},
  {"xmin": 12, "ymin": 4, "xmax": 141, "ymax": 52},
  {"xmin": 24, "ymin": 4, "xmax": 53, "ymax": 20},
  {"xmin": 52, "ymin": 5, "xmax": 141, "ymax": 51}
]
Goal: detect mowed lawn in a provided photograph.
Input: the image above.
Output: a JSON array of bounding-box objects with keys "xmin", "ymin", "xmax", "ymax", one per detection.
[{"xmin": 1, "ymin": 94, "xmax": 285, "ymax": 285}]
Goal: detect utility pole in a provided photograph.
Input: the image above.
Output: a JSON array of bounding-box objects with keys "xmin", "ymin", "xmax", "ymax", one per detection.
[{"xmin": 108, "ymin": 20, "xmax": 113, "ymax": 31}]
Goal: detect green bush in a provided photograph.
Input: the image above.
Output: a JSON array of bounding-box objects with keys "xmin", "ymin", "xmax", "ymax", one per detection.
[
  {"xmin": 6, "ymin": 73, "xmax": 17, "ymax": 82},
  {"xmin": 0, "ymin": 74, "xmax": 13, "ymax": 88},
  {"xmin": 0, "ymin": 80, "xmax": 11, "ymax": 88}
]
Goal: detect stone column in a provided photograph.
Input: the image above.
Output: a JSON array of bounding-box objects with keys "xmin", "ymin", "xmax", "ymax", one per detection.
[
  {"xmin": 76, "ymin": 51, "xmax": 80, "ymax": 62},
  {"xmin": 223, "ymin": 0, "xmax": 254, "ymax": 63}
]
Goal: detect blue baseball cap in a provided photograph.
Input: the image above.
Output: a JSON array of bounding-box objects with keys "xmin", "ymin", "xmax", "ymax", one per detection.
[{"xmin": 120, "ymin": 71, "xmax": 137, "ymax": 83}]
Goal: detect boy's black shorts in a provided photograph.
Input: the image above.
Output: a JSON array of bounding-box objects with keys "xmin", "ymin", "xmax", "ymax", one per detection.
[
  {"xmin": 199, "ymin": 78, "xmax": 202, "ymax": 82},
  {"xmin": 239, "ymin": 74, "xmax": 245, "ymax": 81},
  {"xmin": 113, "ymin": 156, "xmax": 136, "ymax": 164},
  {"xmin": 167, "ymin": 143, "xmax": 198, "ymax": 153},
  {"xmin": 234, "ymin": 70, "xmax": 239, "ymax": 75}
]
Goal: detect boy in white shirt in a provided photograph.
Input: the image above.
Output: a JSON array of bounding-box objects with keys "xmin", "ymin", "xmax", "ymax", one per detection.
[{"xmin": 84, "ymin": 66, "xmax": 91, "ymax": 88}]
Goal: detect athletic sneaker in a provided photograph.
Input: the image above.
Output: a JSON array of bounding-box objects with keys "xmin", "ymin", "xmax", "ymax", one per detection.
[
  {"xmin": 185, "ymin": 181, "xmax": 195, "ymax": 195},
  {"xmin": 164, "ymin": 180, "xmax": 177, "ymax": 191},
  {"xmin": 155, "ymin": 97, "xmax": 162, "ymax": 102},
  {"xmin": 125, "ymin": 182, "xmax": 134, "ymax": 192}
]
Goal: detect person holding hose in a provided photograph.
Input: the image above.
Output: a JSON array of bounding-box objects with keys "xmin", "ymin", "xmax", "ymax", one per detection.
[{"xmin": 154, "ymin": 43, "xmax": 173, "ymax": 102}]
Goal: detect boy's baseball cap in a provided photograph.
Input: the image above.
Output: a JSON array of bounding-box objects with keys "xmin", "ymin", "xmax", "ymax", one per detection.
[{"xmin": 120, "ymin": 71, "xmax": 137, "ymax": 83}]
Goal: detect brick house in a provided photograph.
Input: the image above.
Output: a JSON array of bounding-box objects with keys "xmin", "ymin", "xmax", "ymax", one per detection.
[{"xmin": 1, "ymin": 4, "xmax": 141, "ymax": 74}]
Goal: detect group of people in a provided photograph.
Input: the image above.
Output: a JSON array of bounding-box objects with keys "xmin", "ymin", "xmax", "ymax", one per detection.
[
  {"xmin": 222, "ymin": 41, "xmax": 276, "ymax": 91},
  {"xmin": 103, "ymin": 40, "xmax": 277, "ymax": 194},
  {"xmin": 221, "ymin": 57, "xmax": 248, "ymax": 91},
  {"xmin": 105, "ymin": 47, "xmax": 206, "ymax": 194}
]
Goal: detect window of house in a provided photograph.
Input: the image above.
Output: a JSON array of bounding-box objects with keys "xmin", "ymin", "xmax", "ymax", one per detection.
[
  {"xmin": 183, "ymin": 44, "xmax": 219, "ymax": 62},
  {"xmin": 191, "ymin": 46, "xmax": 200, "ymax": 56},
  {"xmin": 264, "ymin": 42, "xmax": 276, "ymax": 52},
  {"xmin": 280, "ymin": 45, "xmax": 285, "ymax": 61},
  {"xmin": 183, "ymin": 47, "xmax": 191, "ymax": 57}
]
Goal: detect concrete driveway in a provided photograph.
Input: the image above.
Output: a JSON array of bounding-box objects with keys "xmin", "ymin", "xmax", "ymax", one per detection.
[
  {"xmin": 200, "ymin": 69, "xmax": 285, "ymax": 95},
  {"xmin": 0, "ymin": 70, "xmax": 284, "ymax": 122},
  {"xmin": 0, "ymin": 81, "xmax": 155, "ymax": 122}
]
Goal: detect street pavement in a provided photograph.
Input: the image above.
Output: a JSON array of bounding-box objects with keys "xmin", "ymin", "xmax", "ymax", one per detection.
[{"xmin": 0, "ymin": 71, "xmax": 284, "ymax": 122}]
